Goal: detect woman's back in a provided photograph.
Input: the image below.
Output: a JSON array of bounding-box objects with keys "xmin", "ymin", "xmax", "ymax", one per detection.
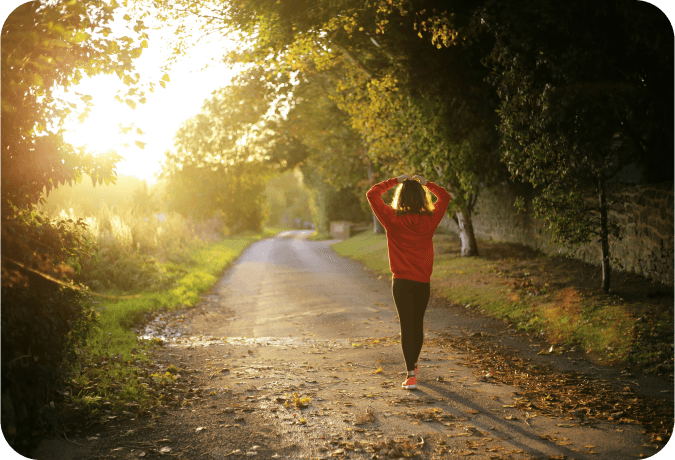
[{"xmin": 366, "ymin": 177, "xmax": 451, "ymax": 283}]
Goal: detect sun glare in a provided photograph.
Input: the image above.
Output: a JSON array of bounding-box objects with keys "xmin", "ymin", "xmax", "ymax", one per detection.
[
  {"xmin": 66, "ymin": 113, "xmax": 125, "ymax": 156},
  {"xmin": 52, "ymin": 6, "xmax": 243, "ymax": 183}
]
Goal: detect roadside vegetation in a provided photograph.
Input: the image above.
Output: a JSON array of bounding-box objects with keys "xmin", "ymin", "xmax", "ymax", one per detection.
[
  {"xmin": 64, "ymin": 233, "xmax": 274, "ymax": 426},
  {"xmin": 38, "ymin": 177, "xmax": 290, "ymax": 424},
  {"xmin": 1, "ymin": 168, "xmax": 295, "ymax": 450},
  {"xmin": 333, "ymin": 232, "xmax": 674, "ymax": 376},
  {"xmin": 307, "ymin": 230, "xmax": 334, "ymax": 241}
]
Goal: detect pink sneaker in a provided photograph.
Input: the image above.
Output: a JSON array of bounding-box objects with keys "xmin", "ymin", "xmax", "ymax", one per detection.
[{"xmin": 402, "ymin": 375, "xmax": 417, "ymax": 390}]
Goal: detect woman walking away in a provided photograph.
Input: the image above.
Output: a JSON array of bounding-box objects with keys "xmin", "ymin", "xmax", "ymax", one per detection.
[{"xmin": 366, "ymin": 174, "xmax": 451, "ymax": 390}]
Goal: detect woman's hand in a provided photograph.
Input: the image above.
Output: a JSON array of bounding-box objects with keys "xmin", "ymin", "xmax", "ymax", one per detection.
[
  {"xmin": 397, "ymin": 174, "xmax": 412, "ymax": 183},
  {"xmin": 412, "ymin": 175, "xmax": 427, "ymax": 185}
]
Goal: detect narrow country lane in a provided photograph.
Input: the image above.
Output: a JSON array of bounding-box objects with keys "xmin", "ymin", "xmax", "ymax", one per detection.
[
  {"xmin": 35, "ymin": 231, "xmax": 665, "ymax": 460},
  {"xmin": 190, "ymin": 230, "xmax": 401, "ymax": 340}
]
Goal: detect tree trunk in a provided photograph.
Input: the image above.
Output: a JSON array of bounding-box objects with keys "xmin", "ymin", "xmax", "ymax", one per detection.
[
  {"xmin": 456, "ymin": 209, "xmax": 479, "ymax": 257},
  {"xmin": 373, "ymin": 213, "xmax": 385, "ymax": 234},
  {"xmin": 599, "ymin": 178, "xmax": 611, "ymax": 292},
  {"xmin": 365, "ymin": 157, "xmax": 385, "ymax": 234}
]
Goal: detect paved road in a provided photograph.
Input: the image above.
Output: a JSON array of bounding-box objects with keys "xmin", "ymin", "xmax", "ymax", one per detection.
[
  {"xmin": 35, "ymin": 230, "xmax": 665, "ymax": 460},
  {"xmin": 193, "ymin": 230, "xmax": 401, "ymax": 340},
  {"xmin": 169, "ymin": 231, "xmax": 653, "ymax": 460}
]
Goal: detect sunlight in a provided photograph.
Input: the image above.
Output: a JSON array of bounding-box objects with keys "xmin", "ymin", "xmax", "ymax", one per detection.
[
  {"xmin": 57, "ymin": 7, "xmax": 241, "ymax": 183},
  {"xmin": 63, "ymin": 86, "xmax": 127, "ymax": 156}
]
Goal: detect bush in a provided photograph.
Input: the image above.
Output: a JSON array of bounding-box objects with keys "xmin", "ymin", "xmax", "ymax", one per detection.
[
  {"xmin": 1, "ymin": 208, "xmax": 97, "ymax": 451},
  {"xmin": 54, "ymin": 205, "xmax": 224, "ymax": 294}
]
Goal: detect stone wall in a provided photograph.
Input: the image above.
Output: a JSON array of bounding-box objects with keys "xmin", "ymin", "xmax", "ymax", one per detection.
[
  {"xmin": 439, "ymin": 182, "xmax": 674, "ymax": 286},
  {"xmin": 330, "ymin": 221, "xmax": 353, "ymax": 239}
]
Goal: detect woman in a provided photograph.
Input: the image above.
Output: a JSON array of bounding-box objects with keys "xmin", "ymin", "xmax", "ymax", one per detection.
[{"xmin": 366, "ymin": 174, "xmax": 451, "ymax": 390}]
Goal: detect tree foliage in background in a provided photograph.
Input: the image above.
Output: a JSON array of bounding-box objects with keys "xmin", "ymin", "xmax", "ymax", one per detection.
[
  {"xmin": 149, "ymin": 0, "xmax": 672, "ymax": 274},
  {"xmin": 268, "ymin": 77, "xmax": 372, "ymax": 231},
  {"xmin": 264, "ymin": 169, "xmax": 312, "ymax": 227},
  {"xmin": 161, "ymin": 75, "xmax": 275, "ymax": 232},
  {"xmin": 150, "ymin": 0, "xmax": 507, "ymax": 254},
  {"xmin": 1, "ymin": 0, "xmax": 149, "ymax": 449},
  {"xmin": 479, "ymin": 0, "xmax": 673, "ymax": 291}
]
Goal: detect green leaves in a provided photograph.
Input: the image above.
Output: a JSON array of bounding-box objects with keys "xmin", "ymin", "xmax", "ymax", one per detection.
[
  {"xmin": 2, "ymin": 0, "xmax": 148, "ymax": 211},
  {"xmin": 481, "ymin": 0, "xmax": 675, "ymax": 290}
]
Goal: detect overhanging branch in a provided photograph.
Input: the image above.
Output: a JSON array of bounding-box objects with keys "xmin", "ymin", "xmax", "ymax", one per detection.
[{"xmin": 329, "ymin": 41, "xmax": 374, "ymax": 80}]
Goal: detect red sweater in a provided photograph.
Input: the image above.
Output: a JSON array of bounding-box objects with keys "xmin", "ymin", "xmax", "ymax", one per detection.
[{"xmin": 366, "ymin": 178, "xmax": 451, "ymax": 283}]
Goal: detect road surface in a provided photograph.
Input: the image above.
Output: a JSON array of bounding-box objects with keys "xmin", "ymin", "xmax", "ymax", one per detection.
[{"xmin": 34, "ymin": 230, "xmax": 666, "ymax": 460}]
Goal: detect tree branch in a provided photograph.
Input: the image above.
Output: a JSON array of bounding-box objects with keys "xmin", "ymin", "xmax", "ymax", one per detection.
[{"xmin": 329, "ymin": 40, "xmax": 374, "ymax": 79}]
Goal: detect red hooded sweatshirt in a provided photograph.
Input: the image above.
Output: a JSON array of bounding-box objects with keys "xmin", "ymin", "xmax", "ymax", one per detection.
[{"xmin": 366, "ymin": 178, "xmax": 451, "ymax": 283}]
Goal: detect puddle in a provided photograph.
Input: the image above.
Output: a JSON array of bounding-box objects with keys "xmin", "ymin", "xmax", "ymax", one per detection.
[
  {"xmin": 137, "ymin": 313, "xmax": 186, "ymax": 342},
  {"xmin": 138, "ymin": 332, "xmax": 351, "ymax": 349},
  {"xmin": 225, "ymin": 337, "xmax": 349, "ymax": 347},
  {"xmin": 137, "ymin": 310, "xmax": 363, "ymax": 350}
]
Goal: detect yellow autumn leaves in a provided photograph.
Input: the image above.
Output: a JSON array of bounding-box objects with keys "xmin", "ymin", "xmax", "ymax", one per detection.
[{"xmin": 282, "ymin": 392, "xmax": 312, "ymax": 409}]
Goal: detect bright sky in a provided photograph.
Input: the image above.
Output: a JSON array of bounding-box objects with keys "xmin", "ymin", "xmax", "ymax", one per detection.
[{"xmin": 59, "ymin": 33, "xmax": 239, "ymax": 184}]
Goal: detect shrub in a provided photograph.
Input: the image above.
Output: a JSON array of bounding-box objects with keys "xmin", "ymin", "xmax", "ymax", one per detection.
[
  {"xmin": 54, "ymin": 205, "xmax": 223, "ymax": 293},
  {"xmin": 1, "ymin": 207, "xmax": 97, "ymax": 450}
]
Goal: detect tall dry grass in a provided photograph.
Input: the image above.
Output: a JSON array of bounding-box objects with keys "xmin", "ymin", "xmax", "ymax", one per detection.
[{"xmin": 53, "ymin": 204, "xmax": 226, "ymax": 293}]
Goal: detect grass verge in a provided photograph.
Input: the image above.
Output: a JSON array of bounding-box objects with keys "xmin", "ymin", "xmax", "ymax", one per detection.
[
  {"xmin": 306, "ymin": 230, "xmax": 334, "ymax": 241},
  {"xmin": 332, "ymin": 231, "xmax": 673, "ymax": 374},
  {"xmin": 64, "ymin": 229, "xmax": 281, "ymax": 421}
]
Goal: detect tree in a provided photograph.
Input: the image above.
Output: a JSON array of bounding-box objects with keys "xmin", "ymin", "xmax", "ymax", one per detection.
[
  {"xmin": 1, "ymin": 0, "xmax": 149, "ymax": 449},
  {"xmin": 480, "ymin": 0, "xmax": 673, "ymax": 291},
  {"xmin": 2, "ymin": 0, "xmax": 151, "ymax": 212},
  {"xmin": 318, "ymin": 1, "xmax": 504, "ymax": 253},
  {"xmin": 265, "ymin": 77, "xmax": 374, "ymax": 232},
  {"xmin": 160, "ymin": 76, "xmax": 274, "ymax": 232},
  {"xmin": 151, "ymin": 0, "xmax": 506, "ymax": 254}
]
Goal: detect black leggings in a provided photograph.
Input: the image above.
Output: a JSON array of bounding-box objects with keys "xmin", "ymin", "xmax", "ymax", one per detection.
[{"xmin": 392, "ymin": 277, "xmax": 431, "ymax": 372}]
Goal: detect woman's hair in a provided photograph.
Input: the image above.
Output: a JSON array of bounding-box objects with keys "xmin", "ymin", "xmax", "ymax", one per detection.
[{"xmin": 391, "ymin": 179, "xmax": 435, "ymax": 215}]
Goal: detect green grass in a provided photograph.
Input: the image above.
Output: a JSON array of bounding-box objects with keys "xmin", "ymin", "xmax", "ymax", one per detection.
[
  {"xmin": 332, "ymin": 231, "xmax": 639, "ymax": 364},
  {"xmin": 66, "ymin": 229, "xmax": 280, "ymax": 416},
  {"xmin": 306, "ymin": 230, "xmax": 334, "ymax": 241},
  {"xmin": 332, "ymin": 231, "xmax": 390, "ymax": 273}
]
